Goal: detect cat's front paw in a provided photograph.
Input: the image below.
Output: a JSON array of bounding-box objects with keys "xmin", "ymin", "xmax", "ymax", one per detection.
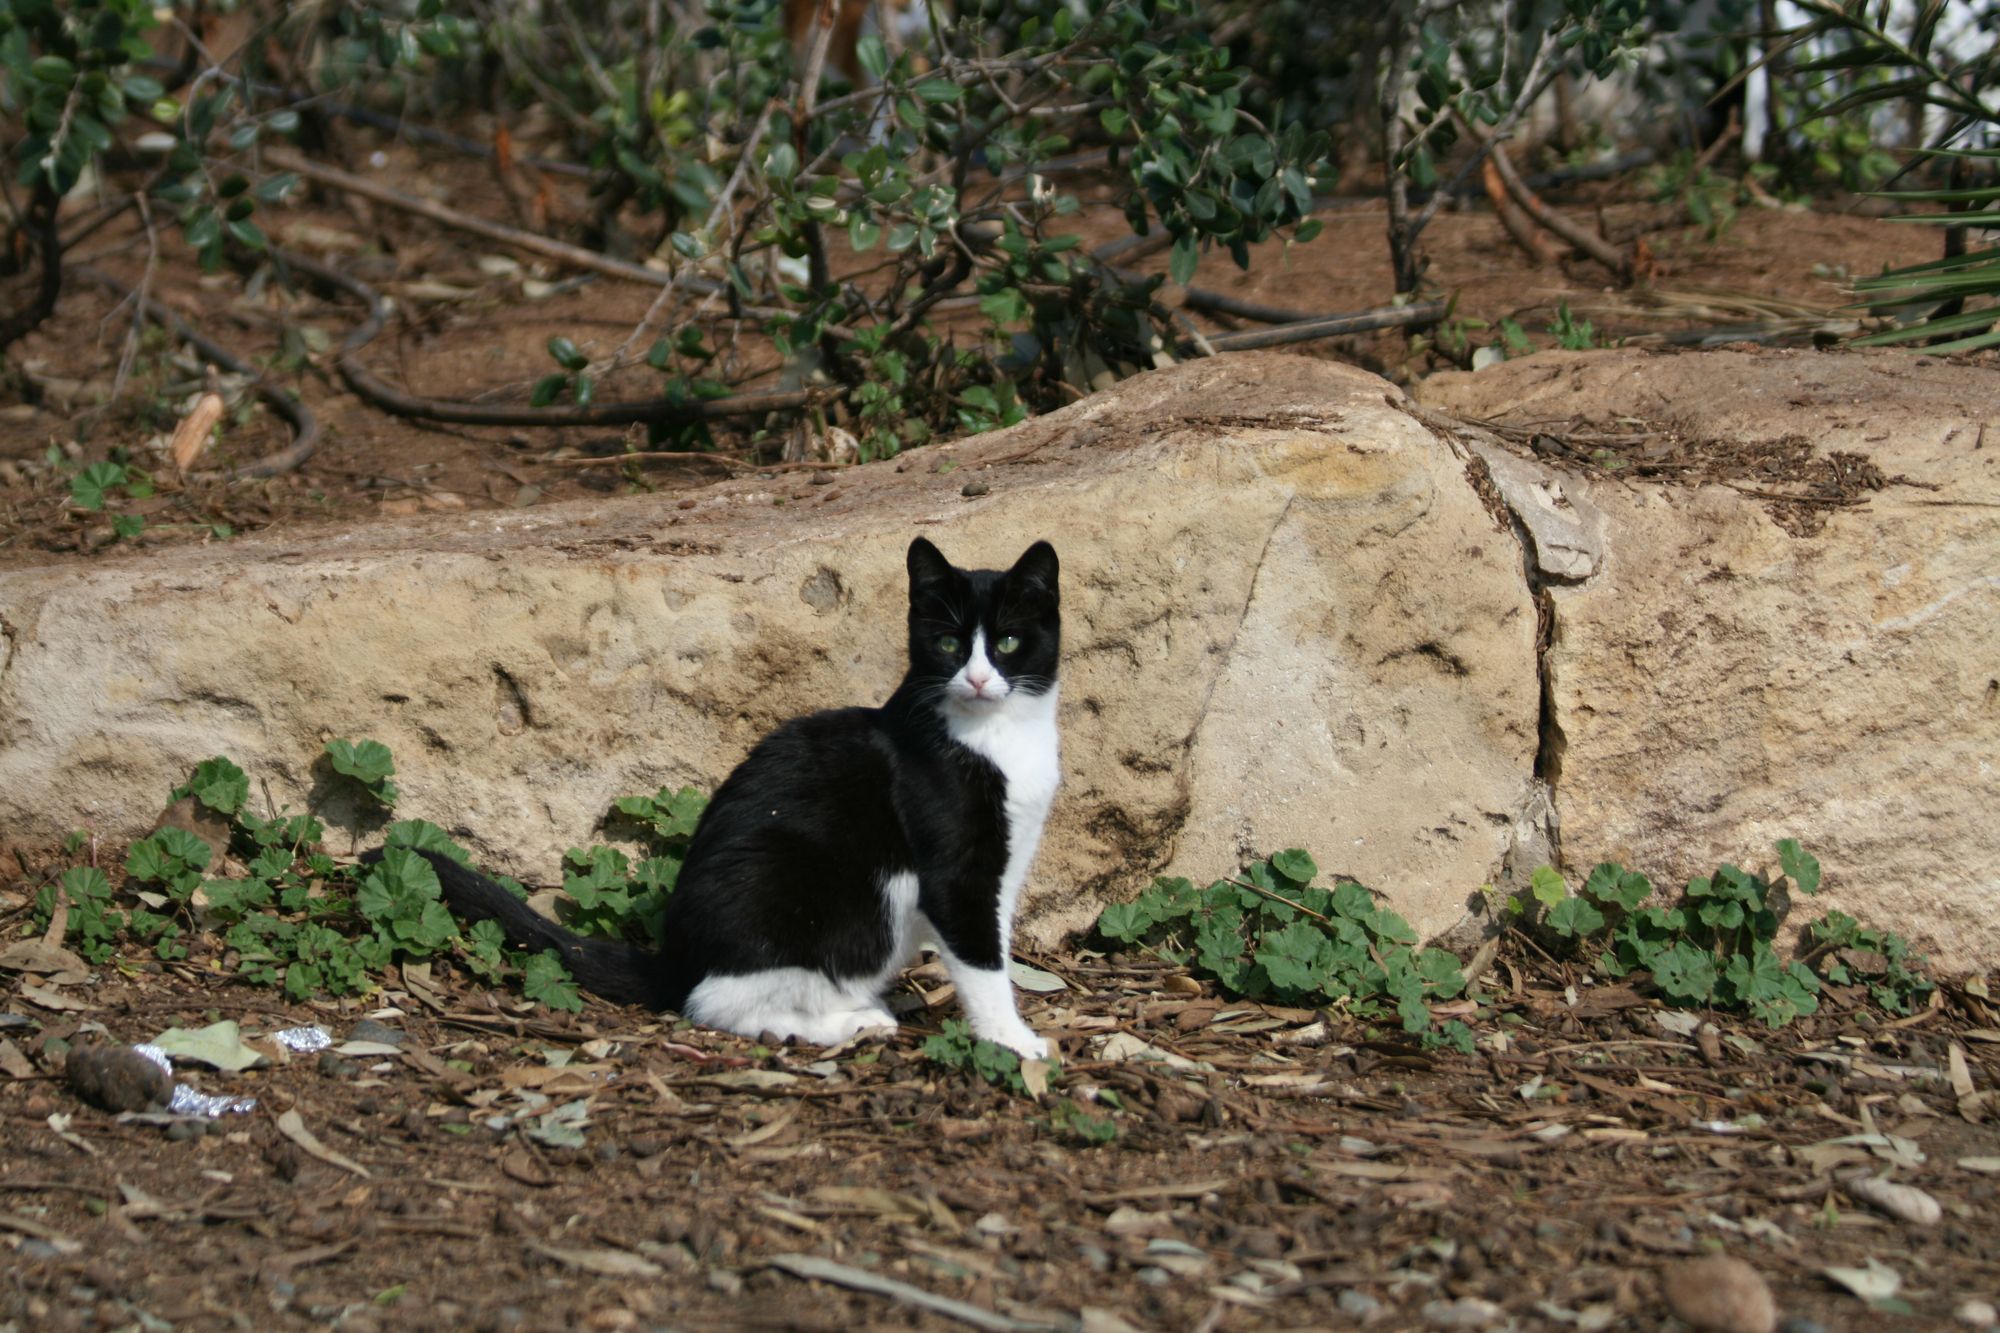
[{"xmin": 986, "ymin": 1024, "xmax": 1049, "ymax": 1061}]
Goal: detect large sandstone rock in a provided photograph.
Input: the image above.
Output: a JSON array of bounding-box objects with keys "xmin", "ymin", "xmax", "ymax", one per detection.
[
  {"xmin": 7, "ymin": 347, "xmax": 1992, "ymax": 971},
  {"xmin": 0, "ymin": 354, "xmax": 1539, "ymax": 949},
  {"xmin": 1417, "ymin": 348, "xmax": 1998, "ymax": 972}
]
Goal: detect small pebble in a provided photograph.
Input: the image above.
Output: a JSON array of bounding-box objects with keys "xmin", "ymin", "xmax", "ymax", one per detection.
[
  {"xmin": 706, "ymin": 1269, "xmax": 743, "ymax": 1296},
  {"xmin": 1662, "ymin": 1254, "xmax": 1777, "ymax": 1333},
  {"xmin": 1776, "ymin": 1320, "xmax": 1827, "ymax": 1333},
  {"xmin": 347, "ymin": 1019, "xmax": 406, "ymax": 1048},
  {"xmin": 1958, "ymin": 1299, "xmax": 1998, "ymax": 1328},
  {"xmin": 626, "ymin": 1135, "xmax": 662, "ymax": 1158},
  {"xmin": 1423, "ymin": 1297, "xmax": 1503, "ymax": 1328},
  {"xmin": 316, "ymin": 1051, "xmax": 360, "ymax": 1078},
  {"xmin": 961, "ymin": 479, "xmax": 990, "ymax": 497},
  {"xmin": 1337, "ymin": 1289, "xmax": 1384, "ymax": 1321}
]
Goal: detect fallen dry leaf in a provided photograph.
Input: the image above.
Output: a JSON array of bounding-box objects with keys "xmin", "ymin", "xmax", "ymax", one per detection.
[
  {"xmin": 1948, "ymin": 1042, "xmax": 1975, "ymax": 1100},
  {"xmin": 1847, "ymin": 1174, "xmax": 1941, "ymax": 1226},
  {"xmin": 0, "ymin": 939, "xmax": 89, "ymax": 979},
  {"xmin": 726, "ymin": 1104, "xmax": 799, "ymax": 1149},
  {"xmin": 0, "ymin": 1038, "xmax": 34, "ymax": 1080},
  {"xmin": 275, "ymin": 1109, "xmax": 372, "ymax": 1179},
  {"xmin": 169, "ymin": 391, "xmax": 225, "ymax": 472},
  {"xmin": 18, "ymin": 983, "xmax": 92, "ymax": 1012},
  {"xmin": 525, "ymin": 1241, "xmax": 663, "ymax": 1278},
  {"xmin": 1823, "ymin": 1257, "xmax": 1901, "ymax": 1302}
]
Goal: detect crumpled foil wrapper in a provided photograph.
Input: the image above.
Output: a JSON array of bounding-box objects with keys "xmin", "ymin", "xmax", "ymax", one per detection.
[
  {"xmin": 132, "ymin": 1044, "xmax": 257, "ymax": 1118},
  {"xmin": 271, "ymin": 1025, "xmax": 333, "ymax": 1053}
]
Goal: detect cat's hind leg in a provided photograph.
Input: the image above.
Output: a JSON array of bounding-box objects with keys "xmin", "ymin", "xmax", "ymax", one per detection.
[{"xmin": 682, "ymin": 968, "xmax": 895, "ymax": 1049}]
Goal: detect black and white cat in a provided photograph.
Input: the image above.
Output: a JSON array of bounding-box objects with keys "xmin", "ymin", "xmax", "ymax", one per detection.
[{"xmin": 403, "ymin": 537, "xmax": 1061, "ymax": 1059}]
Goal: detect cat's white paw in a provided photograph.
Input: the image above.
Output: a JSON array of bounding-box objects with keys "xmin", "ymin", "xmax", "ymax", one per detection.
[{"xmin": 983, "ymin": 1023, "xmax": 1048, "ymax": 1061}]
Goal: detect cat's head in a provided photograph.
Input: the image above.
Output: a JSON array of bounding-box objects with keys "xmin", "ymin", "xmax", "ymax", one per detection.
[{"xmin": 906, "ymin": 537, "xmax": 1060, "ymax": 708}]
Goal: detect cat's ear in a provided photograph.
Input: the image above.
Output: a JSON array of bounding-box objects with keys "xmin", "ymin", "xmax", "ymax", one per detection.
[
  {"xmin": 1007, "ymin": 540, "xmax": 1059, "ymax": 593},
  {"xmin": 907, "ymin": 536, "xmax": 954, "ymax": 587}
]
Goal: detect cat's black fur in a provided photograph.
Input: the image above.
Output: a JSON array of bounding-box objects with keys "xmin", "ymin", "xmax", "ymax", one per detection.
[{"xmin": 388, "ymin": 537, "xmax": 1061, "ymax": 1047}]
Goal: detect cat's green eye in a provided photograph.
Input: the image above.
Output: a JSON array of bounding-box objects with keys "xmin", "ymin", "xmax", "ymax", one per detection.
[
  {"xmin": 938, "ymin": 635, "xmax": 962, "ymax": 655},
  {"xmin": 996, "ymin": 634, "xmax": 1021, "ymax": 654}
]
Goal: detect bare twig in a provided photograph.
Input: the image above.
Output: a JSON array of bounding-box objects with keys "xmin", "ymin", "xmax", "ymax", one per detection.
[
  {"xmin": 607, "ymin": 95, "xmax": 783, "ymax": 373},
  {"xmin": 265, "ymin": 148, "xmax": 696, "ymax": 291},
  {"xmin": 107, "ymin": 193, "xmax": 162, "ymax": 401},
  {"xmin": 261, "ymin": 148, "xmax": 848, "ymax": 336},
  {"xmin": 1476, "ymin": 121, "xmax": 1632, "ymax": 281},
  {"xmin": 1197, "ymin": 300, "xmax": 1448, "ymax": 353},
  {"xmin": 279, "ymin": 249, "xmax": 844, "ymax": 431},
  {"xmin": 74, "ymin": 265, "xmax": 320, "ymax": 481},
  {"xmin": 1481, "ymin": 155, "xmax": 1558, "ymax": 267}
]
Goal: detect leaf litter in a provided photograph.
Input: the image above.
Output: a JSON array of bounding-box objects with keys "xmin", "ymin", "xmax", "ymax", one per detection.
[{"xmin": 0, "ymin": 924, "xmax": 1995, "ymax": 1329}]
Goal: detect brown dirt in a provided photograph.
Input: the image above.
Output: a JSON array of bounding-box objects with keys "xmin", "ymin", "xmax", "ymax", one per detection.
[
  {"xmin": 2, "ymin": 868, "xmax": 1996, "ymax": 1331},
  {"xmin": 6, "ymin": 142, "xmax": 1995, "ymax": 1330},
  {"xmin": 0, "ymin": 141, "xmax": 1952, "ymax": 571}
]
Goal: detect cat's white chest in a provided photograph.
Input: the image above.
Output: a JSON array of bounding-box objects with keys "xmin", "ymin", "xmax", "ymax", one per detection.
[
  {"xmin": 944, "ymin": 686, "xmax": 1061, "ymax": 916},
  {"xmin": 945, "ymin": 686, "xmax": 1060, "ymax": 818}
]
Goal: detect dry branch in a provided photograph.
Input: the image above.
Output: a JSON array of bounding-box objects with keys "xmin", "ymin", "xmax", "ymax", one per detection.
[
  {"xmin": 277, "ymin": 250, "xmax": 842, "ymax": 431},
  {"xmin": 75, "ymin": 266, "xmax": 320, "ymax": 481},
  {"xmin": 1473, "ymin": 126, "xmax": 1632, "ymax": 282},
  {"xmin": 265, "ymin": 148, "xmax": 695, "ymax": 291},
  {"xmin": 1198, "ymin": 300, "xmax": 1448, "ymax": 353},
  {"xmin": 1482, "ymin": 157, "xmax": 1559, "ymax": 267}
]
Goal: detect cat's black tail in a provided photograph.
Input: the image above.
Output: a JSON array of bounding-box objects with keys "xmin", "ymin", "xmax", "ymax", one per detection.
[{"xmin": 366, "ymin": 847, "xmax": 671, "ymax": 1009}]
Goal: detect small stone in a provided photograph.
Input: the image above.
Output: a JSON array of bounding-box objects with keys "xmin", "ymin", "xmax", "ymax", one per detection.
[
  {"xmin": 1135, "ymin": 1267, "xmax": 1170, "ymax": 1288},
  {"xmin": 1231, "ymin": 1226, "xmax": 1285, "ymax": 1259},
  {"xmin": 1958, "ymin": 1300, "xmax": 1998, "ymax": 1328},
  {"xmin": 316, "ymin": 1051, "xmax": 360, "ymax": 1078},
  {"xmin": 1777, "ymin": 1320, "xmax": 1828, "ymax": 1333},
  {"xmin": 1337, "ymin": 1289, "xmax": 1384, "ymax": 1322},
  {"xmin": 961, "ymin": 480, "xmax": 990, "ymax": 497},
  {"xmin": 1423, "ymin": 1296, "xmax": 1504, "ymax": 1328},
  {"xmin": 626, "ymin": 1135, "xmax": 662, "ymax": 1158},
  {"xmin": 347, "ymin": 1019, "xmax": 405, "ymax": 1048},
  {"xmin": 706, "ymin": 1269, "xmax": 743, "ymax": 1296},
  {"xmin": 1662, "ymin": 1255, "xmax": 1778, "ymax": 1333}
]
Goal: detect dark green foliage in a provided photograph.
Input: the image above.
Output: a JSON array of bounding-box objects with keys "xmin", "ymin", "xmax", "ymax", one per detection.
[
  {"xmin": 18, "ymin": 751, "xmax": 584, "ymax": 1011},
  {"xmin": 31, "ymin": 867, "xmax": 122, "ymax": 964},
  {"xmin": 1523, "ymin": 840, "xmax": 1930, "ymax": 1027},
  {"xmin": 176, "ymin": 756, "xmax": 249, "ymax": 817},
  {"xmin": 1805, "ymin": 910, "xmax": 1934, "ymax": 1016},
  {"xmin": 611, "ymin": 786, "xmax": 707, "ymax": 845},
  {"xmin": 324, "ymin": 738, "xmax": 399, "ymax": 807},
  {"xmin": 921, "ymin": 1018, "xmax": 1027, "ymax": 1095},
  {"xmin": 1098, "ymin": 851, "xmax": 1469, "ymax": 1048},
  {"xmin": 1050, "ymin": 1098, "xmax": 1118, "ymax": 1145}
]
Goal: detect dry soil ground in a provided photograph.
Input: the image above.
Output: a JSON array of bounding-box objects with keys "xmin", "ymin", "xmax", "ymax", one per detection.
[{"xmin": 3, "ymin": 137, "xmax": 1996, "ymax": 1332}]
